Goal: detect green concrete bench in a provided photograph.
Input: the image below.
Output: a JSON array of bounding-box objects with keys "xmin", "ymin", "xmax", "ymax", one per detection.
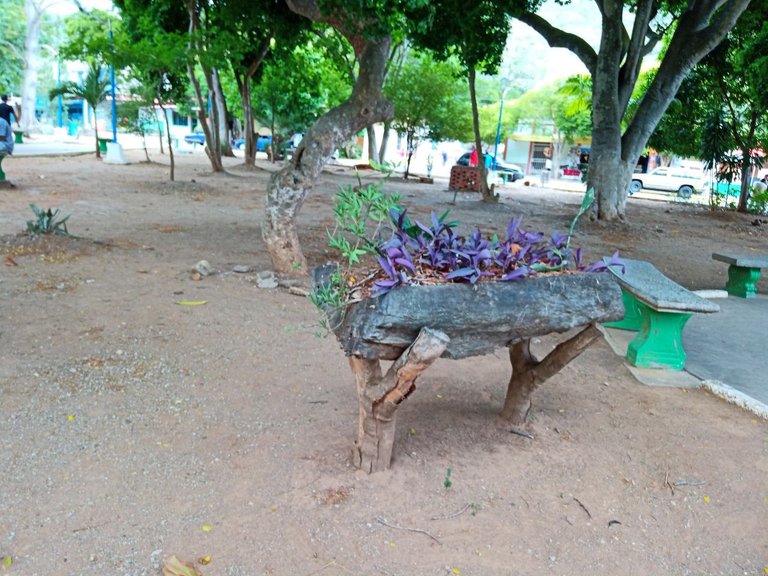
[
  {"xmin": 604, "ymin": 259, "xmax": 720, "ymax": 370},
  {"xmin": 13, "ymin": 130, "xmax": 23, "ymax": 144},
  {"xmin": 712, "ymin": 252, "xmax": 768, "ymax": 298}
]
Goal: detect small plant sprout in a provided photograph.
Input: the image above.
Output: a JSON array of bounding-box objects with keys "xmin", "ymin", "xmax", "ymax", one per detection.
[
  {"xmin": 26, "ymin": 204, "xmax": 71, "ymax": 236},
  {"xmin": 443, "ymin": 467, "xmax": 453, "ymax": 489}
]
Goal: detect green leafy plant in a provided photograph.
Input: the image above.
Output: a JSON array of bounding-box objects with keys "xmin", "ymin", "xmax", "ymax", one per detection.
[
  {"xmin": 26, "ymin": 204, "xmax": 71, "ymax": 236},
  {"xmin": 748, "ymin": 187, "xmax": 768, "ymax": 215},
  {"xmin": 311, "ymin": 181, "xmax": 402, "ymax": 309},
  {"xmin": 443, "ymin": 467, "xmax": 453, "ymax": 489}
]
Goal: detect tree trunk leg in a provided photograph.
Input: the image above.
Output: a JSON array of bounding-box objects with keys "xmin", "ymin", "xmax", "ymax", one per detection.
[
  {"xmin": 500, "ymin": 325, "xmax": 601, "ymax": 426},
  {"xmin": 349, "ymin": 328, "xmax": 449, "ymax": 473},
  {"xmin": 500, "ymin": 340, "xmax": 538, "ymax": 425}
]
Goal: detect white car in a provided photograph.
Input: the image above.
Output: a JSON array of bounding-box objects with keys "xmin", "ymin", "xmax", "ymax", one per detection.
[{"xmin": 629, "ymin": 167, "xmax": 703, "ymax": 198}]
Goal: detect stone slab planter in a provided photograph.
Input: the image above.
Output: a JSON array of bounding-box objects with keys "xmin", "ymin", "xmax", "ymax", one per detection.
[{"xmin": 314, "ymin": 265, "xmax": 624, "ymax": 472}]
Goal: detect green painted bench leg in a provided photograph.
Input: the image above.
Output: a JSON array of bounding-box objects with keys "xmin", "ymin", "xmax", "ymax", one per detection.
[
  {"xmin": 626, "ymin": 302, "xmax": 692, "ymax": 370},
  {"xmin": 604, "ymin": 289, "xmax": 643, "ymax": 330},
  {"xmin": 725, "ymin": 265, "xmax": 761, "ymax": 298},
  {"xmin": 0, "ymin": 155, "xmax": 5, "ymax": 181},
  {"xmin": 13, "ymin": 131, "xmax": 23, "ymax": 144}
]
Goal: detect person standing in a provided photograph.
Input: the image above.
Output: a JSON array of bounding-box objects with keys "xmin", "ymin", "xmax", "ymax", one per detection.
[
  {"xmin": 469, "ymin": 146, "xmax": 479, "ymax": 167},
  {"xmin": 0, "ymin": 117, "xmax": 14, "ymax": 155},
  {"xmin": 0, "ymin": 96, "xmax": 15, "ymax": 125}
]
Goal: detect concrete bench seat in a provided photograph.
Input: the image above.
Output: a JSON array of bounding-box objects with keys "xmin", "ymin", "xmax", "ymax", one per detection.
[
  {"xmin": 712, "ymin": 252, "xmax": 768, "ymax": 298},
  {"xmin": 605, "ymin": 259, "xmax": 719, "ymax": 370}
]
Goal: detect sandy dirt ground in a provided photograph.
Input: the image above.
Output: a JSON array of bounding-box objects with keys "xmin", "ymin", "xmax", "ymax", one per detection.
[{"xmin": 0, "ymin": 148, "xmax": 767, "ymax": 576}]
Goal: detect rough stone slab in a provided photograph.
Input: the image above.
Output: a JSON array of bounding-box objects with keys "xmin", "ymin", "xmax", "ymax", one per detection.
[
  {"xmin": 712, "ymin": 252, "xmax": 768, "ymax": 269},
  {"xmin": 609, "ymin": 259, "xmax": 719, "ymax": 314},
  {"xmin": 314, "ymin": 265, "xmax": 624, "ymax": 360}
]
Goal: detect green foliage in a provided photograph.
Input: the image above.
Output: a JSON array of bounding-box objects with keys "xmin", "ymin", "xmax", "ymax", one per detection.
[
  {"xmin": 385, "ymin": 51, "xmax": 471, "ymax": 143},
  {"xmin": 509, "ymin": 81, "xmax": 591, "ymax": 143},
  {"xmin": 748, "ymin": 188, "xmax": 768, "ymax": 215},
  {"xmin": 26, "ymin": 204, "xmax": 71, "ymax": 236},
  {"xmin": 408, "ymin": 0, "xmax": 537, "ymax": 76},
  {"xmin": 309, "ymin": 180, "xmax": 402, "ymax": 317},
  {"xmin": 58, "ymin": 10, "xmax": 122, "ymax": 67},
  {"xmin": 251, "ymin": 35, "xmax": 351, "ymax": 137},
  {"xmin": 0, "ymin": 0, "xmax": 25, "ymax": 93}
]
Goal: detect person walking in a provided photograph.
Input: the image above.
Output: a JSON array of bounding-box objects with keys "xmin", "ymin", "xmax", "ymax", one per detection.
[{"xmin": 0, "ymin": 95, "xmax": 15, "ymax": 125}]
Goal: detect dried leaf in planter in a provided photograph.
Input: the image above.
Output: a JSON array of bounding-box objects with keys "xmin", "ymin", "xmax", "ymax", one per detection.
[
  {"xmin": 175, "ymin": 300, "xmax": 207, "ymax": 306},
  {"xmin": 162, "ymin": 555, "xmax": 202, "ymax": 576}
]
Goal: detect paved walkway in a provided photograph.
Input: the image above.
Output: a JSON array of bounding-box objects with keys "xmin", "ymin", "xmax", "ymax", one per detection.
[
  {"xmin": 684, "ymin": 294, "xmax": 768, "ymax": 406},
  {"xmin": 602, "ymin": 293, "xmax": 768, "ymax": 418}
]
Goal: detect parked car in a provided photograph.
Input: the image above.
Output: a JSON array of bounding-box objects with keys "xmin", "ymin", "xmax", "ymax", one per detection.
[
  {"xmin": 183, "ymin": 131, "xmax": 206, "ymax": 145},
  {"xmin": 456, "ymin": 152, "xmax": 525, "ymax": 182},
  {"xmin": 184, "ymin": 131, "xmax": 272, "ymax": 152},
  {"xmin": 628, "ymin": 167, "xmax": 704, "ymax": 199},
  {"xmin": 233, "ymin": 134, "xmax": 272, "ymax": 152}
]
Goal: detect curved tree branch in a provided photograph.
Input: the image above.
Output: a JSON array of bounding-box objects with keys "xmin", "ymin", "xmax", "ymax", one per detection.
[
  {"xmin": 622, "ymin": 0, "xmax": 751, "ymax": 163},
  {"xmin": 516, "ymin": 13, "xmax": 597, "ymax": 76}
]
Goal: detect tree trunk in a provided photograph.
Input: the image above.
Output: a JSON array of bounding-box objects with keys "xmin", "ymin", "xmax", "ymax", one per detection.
[
  {"xmin": 93, "ymin": 110, "xmax": 101, "ymax": 159},
  {"xmin": 262, "ymin": 34, "xmax": 394, "ymax": 275},
  {"xmin": 21, "ymin": 0, "xmax": 43, "ymax": 135},
  {"xmin": 468, "ymin": 65, "xmax": 494, "ymax": 202},
  {"xmin": 185, "ymin": 0, "xmax": 224, "ymax": 173},
  {"xmin": 212, "ymin": 68, "xmax": 233, "ymax": 158},
  {"xmin": 158, "ymin": 101, "xmax": 175, "ymax": 181},
  {"xmin": 237, "ymin": 75, "xmax": 256, "ymax": 167},
  {"xmin": 378, "ymin": 120, "xmax": 392, "ymax": 164},
  {"xmin": 500, "ymin": 325, "xmax": 601, "ymax": 426},
  {"xmin": 350, "ymin": 328, "xmax": 449, "ymax": 473},
  {"xmin": 366, "ymin": 125, "xmax": 379, "ymax": 163},
  {"xmin": 518, "ymin": 0, "xmax": 751, "ymax": 221}
]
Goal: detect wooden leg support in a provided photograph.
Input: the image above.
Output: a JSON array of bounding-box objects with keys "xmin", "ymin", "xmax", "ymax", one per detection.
[
  {"xmin": 500, "ymin": 324, "xmax": 601, "ymax": 426},
  {"xmin": 725, "ymin": 265, "xmax": 761, "ymax": 298},
  {"xmin": 349, "ymin": 327, "xmax": 449, "ymax": 473},
  {"xmin": 626, "ymin": 302, "xmax": 691, "ymax": 370}
]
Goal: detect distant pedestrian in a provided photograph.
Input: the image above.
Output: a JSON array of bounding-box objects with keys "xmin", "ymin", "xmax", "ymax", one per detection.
[
  {"xmin": 0, "ymin": 95, "xmax": 14, "ymax": 125},
  {"xmin": 754, "ymin": 175, "xmax": 768, "ymax": 193},
  {"xmin": 0, "ymin": 117, "xmax": 14, "ymax": 155}
]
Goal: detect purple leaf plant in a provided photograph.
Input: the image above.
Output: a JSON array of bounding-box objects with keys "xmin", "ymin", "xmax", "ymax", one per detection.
[{"xmin": 369, "ymin": 208, "xmax": 623, "ymax": 297}]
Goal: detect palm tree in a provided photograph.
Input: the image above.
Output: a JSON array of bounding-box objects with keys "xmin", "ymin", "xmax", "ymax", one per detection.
[{"xmin": 49, "ymin": 65, "xmax": 111, "ymax": 158}]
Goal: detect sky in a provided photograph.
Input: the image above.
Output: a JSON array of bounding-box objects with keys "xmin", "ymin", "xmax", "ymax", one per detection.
[
  {"xmin": 47, "ymin": 0, "xmax": 115, "ymax": 16},
  {"xmin": 502, "ymin": 0, "xmax": 600, "ymax": 88}
]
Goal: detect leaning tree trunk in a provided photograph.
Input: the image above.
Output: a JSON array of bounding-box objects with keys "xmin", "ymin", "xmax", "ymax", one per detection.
[{"xmin": 263, "ymin": 34, "xmax": 394, "ymax": 275}]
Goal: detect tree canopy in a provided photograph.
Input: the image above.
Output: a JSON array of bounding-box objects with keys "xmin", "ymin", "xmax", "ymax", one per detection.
[{"xmin": 519, "ymin": 0, "xmax": 752, "ymax": 220}]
